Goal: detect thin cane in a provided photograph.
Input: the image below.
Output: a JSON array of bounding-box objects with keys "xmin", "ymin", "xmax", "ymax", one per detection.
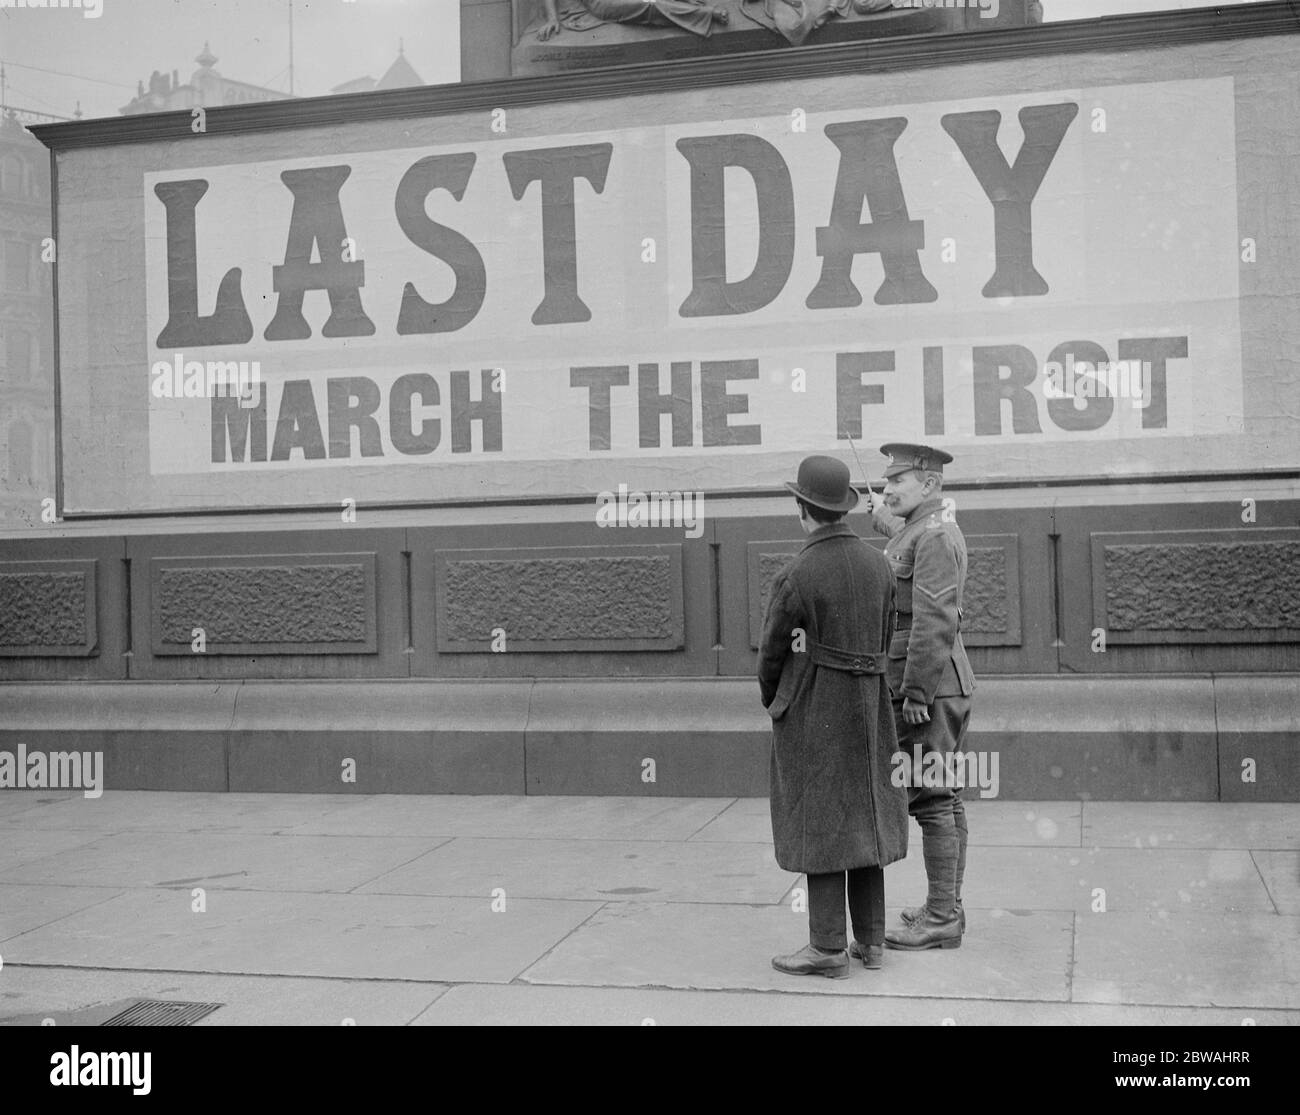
[{"xmin": 844, "ymin": 434, "xmax": 877, "ymax": 507}]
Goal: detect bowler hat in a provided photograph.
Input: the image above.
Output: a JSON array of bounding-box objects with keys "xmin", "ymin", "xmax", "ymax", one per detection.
[{"xmin": 785, "ymin": 455, "xmax": 860, "ymax": 513}]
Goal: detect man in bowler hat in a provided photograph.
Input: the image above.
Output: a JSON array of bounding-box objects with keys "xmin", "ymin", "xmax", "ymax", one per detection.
[
  {"xmin": 759, "ymin": 455, "xmax": 909, "ymax": 977},
  {"xmin": 868, "ymin": 443, "xmax": 975, "ymax": 951}
]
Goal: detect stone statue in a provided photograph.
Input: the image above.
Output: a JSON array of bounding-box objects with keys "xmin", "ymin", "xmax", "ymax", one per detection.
[
  {"xmin": 536, "ymin": 0, "xmax": 730, "ymax": 40},
  {"xmin": 740, "ymin": 0, "xmax": 893, "ymax": 47}
]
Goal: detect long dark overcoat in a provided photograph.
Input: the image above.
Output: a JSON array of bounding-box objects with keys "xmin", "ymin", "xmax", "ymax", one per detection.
[{"xmin": 757, "ymin": 522, "xmax": 908, "ymax": 875}]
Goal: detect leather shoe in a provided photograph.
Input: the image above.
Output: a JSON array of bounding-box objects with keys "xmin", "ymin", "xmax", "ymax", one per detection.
[
  {"xmin": 771, "ymin": 943, "xmax": 850, "ymax": 979},
  {"xmin": 847, "ymin": 941, "xmax": 883, "ymax": 969},
  {"xmin": 885, "ymin": 914, "xmax": 962, "ymax": 951},
  {"xmin": 901, "ymin": 902, "xmax": 965, "ymax": 932}
]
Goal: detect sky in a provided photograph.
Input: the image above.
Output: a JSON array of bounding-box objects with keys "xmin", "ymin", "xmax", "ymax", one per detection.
[
  {"xmin": 0, "ymin": 0, "xmax": 1272, "ymax": 122},
  {"xmin": 0, "ymin": 0, "xmax": 462, "ymax": 120}
]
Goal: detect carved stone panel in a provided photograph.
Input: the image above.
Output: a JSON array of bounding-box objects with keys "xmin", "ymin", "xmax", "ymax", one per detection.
[
  {"xmin": 747, "ymin": 541, "xmax": 801, "ymax": 649},
  {"xmin": 746, "ymin": 533, "xmax": 1020, "ymax": 648},
  {"xmin": 435, "ymin": 544, "xmax": 685, "ymax": 652},
  {"xmin": 962, "ymin": 534, "xmax": 1021, "ymax": 646},
  {"xmin": 150, "ymin": 554, "xmax": 377, "ymax": 655},
  {"xmin": 1091, "ymin": 530, "xmax": 1300, "ymax": 644},
  {"xmin": 0, "ymin": 559, "xmax": 98, "ymax": 657}
]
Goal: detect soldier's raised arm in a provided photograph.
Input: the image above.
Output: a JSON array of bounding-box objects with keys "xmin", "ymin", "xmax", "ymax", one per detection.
[
  {"xmin": 866, "ymin": 482, "xmax": 906, "ymax": 538},
  {"xmin": 871, "ymin": 502, "xmax": 906, "ymax": 539}
]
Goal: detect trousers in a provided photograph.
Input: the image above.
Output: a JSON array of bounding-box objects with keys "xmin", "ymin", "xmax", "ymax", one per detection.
[
  {"xmin": 895, "ymin": 695, "xmax": 971, "ymax": 918},
  {"xmin": 807, "ymin": 866, "xmax": 885, "ymax": 951}
]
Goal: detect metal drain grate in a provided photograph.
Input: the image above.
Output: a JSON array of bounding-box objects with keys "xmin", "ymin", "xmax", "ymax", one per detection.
[{"xmin": 101, "ymin": 1000, "xmax": 223, "ymax": 1027}]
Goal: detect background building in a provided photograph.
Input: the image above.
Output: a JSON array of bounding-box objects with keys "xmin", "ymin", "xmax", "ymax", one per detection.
[
  {"xmin": 330, "ymin": 44, "xmax": 425, "ymax": 96},
  {"xmin": 0, "ymin": 107, "xmax": 55, "ymax": 528},
  {"xmin": 118, "ymin": 42, "xmax": 423, "ymax": 113},
  {"xmin": 120, "ymin": 43, "xmax": 294, "ymax": 115}
]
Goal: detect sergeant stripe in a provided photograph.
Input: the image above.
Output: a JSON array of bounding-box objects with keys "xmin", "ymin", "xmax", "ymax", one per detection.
[{"xmin": 914, "ymin": 583, "xmax": 958, "ymax": 600}]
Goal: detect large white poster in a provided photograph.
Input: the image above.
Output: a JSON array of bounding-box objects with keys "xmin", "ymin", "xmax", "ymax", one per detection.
[
  {"xmin": 141, "ymin": 78, "xmax": 1241, "ymax": 484},
  {"xmin": 54, "ymin": 54, "xmax": 1280, "ymax": 513}
]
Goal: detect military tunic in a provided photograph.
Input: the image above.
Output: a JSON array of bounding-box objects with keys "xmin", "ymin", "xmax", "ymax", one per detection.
[{"xmin": 872, "ymin": 497, "xmax": 974, "ymax": 706}]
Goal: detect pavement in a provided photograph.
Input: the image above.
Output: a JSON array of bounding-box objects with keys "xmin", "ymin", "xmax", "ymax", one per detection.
[{"xmin": 0, "ymin": 791, "xmax": 1296, "ymax": 1026}]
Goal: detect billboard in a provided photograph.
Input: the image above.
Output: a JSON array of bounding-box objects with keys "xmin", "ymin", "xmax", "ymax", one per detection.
[{"xmin": 47, "ymin": 36, "xmax": 1300, "ymax": 513}]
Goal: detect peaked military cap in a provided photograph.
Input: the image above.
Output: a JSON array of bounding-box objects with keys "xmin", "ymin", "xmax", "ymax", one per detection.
[{"xmin": 880, "ymin": 443, "xmax": 954, "ymax": 479}]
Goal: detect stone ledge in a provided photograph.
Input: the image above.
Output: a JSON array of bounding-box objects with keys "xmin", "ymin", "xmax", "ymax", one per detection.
[
  {"xmin": 230, "ymin": 679, "xmax": 534, "ymax": 732},
  {"xmin": 966, "ymin": 677, "xmax": 1218, "ymax": 734},
  {"xmin": 0, "ymin": 675, "xmax": 1293, "ymax": 798},
  {"xmin": 1213, "ymin": 675, "xmax": 1300, "ymax": 733},
  {"xmin": 0, "ymin": 681, "xmax": 241, "ymax": 730},
  {"xmin": 524, "ymin": 677, "xmax": 765, "ymax": 732}
]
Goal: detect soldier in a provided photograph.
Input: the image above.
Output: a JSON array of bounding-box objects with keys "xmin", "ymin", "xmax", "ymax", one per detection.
[{"xmin": 864, "ymin": 442, "xmax": 975, "ymax": 952}]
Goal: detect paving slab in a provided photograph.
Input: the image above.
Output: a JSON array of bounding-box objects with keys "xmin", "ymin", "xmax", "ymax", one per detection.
[
  {"xmin": 684, "ymin": 801, "xmax": 773, "ymax": 843},
  {"xmin": 1082, "ymin": 802, "xmax": 1300, "ymax": 850},
  {"xmin": 961, "ymin": 803, "xmax": 1084, "ymax": 847},
  {"xmin": 882, "ymin": 856, "xmax": 932, "ymax": 907},
  {"xmin": 0, "ymin": 885, "xmax": 123, "ymax": 941},
  {"xmin": 0, "ymin": 791, "xmax": 372, "ymax": 834},
  {"xmin": 0, "ymin": 831, "xmax": 451, "ymax": 893},
  {"xmin": 0, "ymin": 966, "xmax": 447, "ymax": 1026},
  {"xmin": 0, "ymin": 792, "xmax": 1289, "ymax": 1024},
  {"xmin": 719, "ymin": 798, "xmax": 769, "ymax": 816},
  {"xmin": 0, "ymin": 792, "xmax": 81, "ymax": 821},
  {"xmin": 519, "ymin": 902, "xmax": 1073, "ymax": 1000},
  {"xmin": 0, "ymin": 828, "xmax": 115, "ymax": 872},
  {"xmin": 411, "ymin": 984, "xmax": 1300, "ymax": 1026},
  {"xmin": 957, "ymin": 847, "xmax": 1272, "ymax": 913},
  {"xmin": 357, "ymin": 837, "xmax": 795, "ymax": 904},
  {"xmin": 689, "ymin": 802, "xmax": 1083, "ymax": 847},
  {"xmin": 1073, "ymin": 911, "xmax": 1300, "ymax": 1009},
  {"xmin": 1249, "ymin": 851, "xmax": 1299, "ymax": 915},
  {"xmin": 279, "ymin": 795, "xmax": 735, "ymax": 841},
  {"xmin": 3, "ymin": 889, "xmax": 604, "ymax": 982}
]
